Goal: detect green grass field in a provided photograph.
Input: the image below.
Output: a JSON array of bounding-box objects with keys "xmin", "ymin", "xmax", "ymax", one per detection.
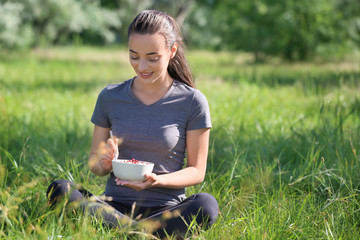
[{"xmin": 1, "ymin": 46, "xmax": 360, "ymax": 239}]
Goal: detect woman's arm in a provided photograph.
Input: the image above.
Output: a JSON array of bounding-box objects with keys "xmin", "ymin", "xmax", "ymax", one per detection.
[
  {"xmin": 115, "ymin": 128, "xmax": 210, "ymax": 190},
  {"xmin": 89, "ymin": 125, "xmax": 118, "ymax": 176},
  {"xmin": 155, "ymin": 128, "xmax": 210, "ymax": 187}
]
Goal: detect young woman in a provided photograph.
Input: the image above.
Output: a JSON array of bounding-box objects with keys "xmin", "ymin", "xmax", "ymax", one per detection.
[{"xmin": 47, "ymin": 10, "xmax": 219, "ymax": 239}]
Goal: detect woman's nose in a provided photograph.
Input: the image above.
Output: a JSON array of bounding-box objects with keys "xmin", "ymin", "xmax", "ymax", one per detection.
[{"xmin": 138, "ymin": 59, "xmax": 148, "ymax": 71}]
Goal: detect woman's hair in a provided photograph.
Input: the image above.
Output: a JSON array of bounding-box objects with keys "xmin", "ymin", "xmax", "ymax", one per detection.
[{"xmin": 128, "ymin": 10, "xmax": 194, "ymax": 88}]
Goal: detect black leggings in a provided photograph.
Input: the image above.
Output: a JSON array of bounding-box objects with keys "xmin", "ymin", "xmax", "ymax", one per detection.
[{"xmin": 47, "ymin": 179, "xmax": 219, "ymax": 239}]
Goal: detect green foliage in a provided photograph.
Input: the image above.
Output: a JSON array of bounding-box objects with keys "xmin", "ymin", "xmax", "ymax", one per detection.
[
  {"xmin": 191, "ymin": 0, "xmax": 360, "ymax": 61},
  {"xmin": 99, "ymin": 0, "xmax": 194, "ymax": 42},
  {"xmin": 0, "ymin": 1, "xmax": 33, "ymax": 49},
  {"xmin": 0, "ymin": 0, "xmax": 193, "ymax": 48},
  {"xmin": 0, "ymin": 0, "xmax": 121, "ymax": 49},
  {"xmin": 1, "ymin": 0, "xmax": 359, "ymax": 61}
]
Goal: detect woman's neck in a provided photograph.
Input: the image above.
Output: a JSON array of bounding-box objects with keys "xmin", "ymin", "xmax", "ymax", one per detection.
[{"xmin": 132, "ymin": 74, "xmax": 173, "ymax": 105}]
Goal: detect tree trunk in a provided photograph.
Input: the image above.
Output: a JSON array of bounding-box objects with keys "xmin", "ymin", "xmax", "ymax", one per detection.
[{"xmin": 174, "ymin": 0, "xmax": 195, "ymax": 26}]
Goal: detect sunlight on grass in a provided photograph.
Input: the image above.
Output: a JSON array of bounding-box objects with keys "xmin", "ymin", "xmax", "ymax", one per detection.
[{"xmin": 1, "ymin": 46, "xmax": 360, "ymax": 239}]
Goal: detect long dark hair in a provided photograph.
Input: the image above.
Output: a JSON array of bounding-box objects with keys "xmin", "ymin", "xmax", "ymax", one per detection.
[{"xmin": 128, "ymin": 10, "xmax": 194, "ymax": 88}]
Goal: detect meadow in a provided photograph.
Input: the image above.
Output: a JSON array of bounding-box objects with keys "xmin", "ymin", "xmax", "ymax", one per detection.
[{"xmin": 0, "ymin": 46, "xmax": 360, "ymax": 239}]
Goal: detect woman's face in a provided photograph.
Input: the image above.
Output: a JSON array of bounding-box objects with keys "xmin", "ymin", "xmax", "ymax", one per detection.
[{"xmin": 128, "ymin": 33, "xmax": 176, "ymax": 85}]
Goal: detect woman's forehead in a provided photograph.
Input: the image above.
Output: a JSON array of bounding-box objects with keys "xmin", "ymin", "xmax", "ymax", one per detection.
[{"xmin": 128, "ymin": 33, "xmax": 168, "ymax": 53}]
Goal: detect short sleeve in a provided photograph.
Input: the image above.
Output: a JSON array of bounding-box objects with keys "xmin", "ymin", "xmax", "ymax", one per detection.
[
  {"xmin": 187, "ymin": 90, "xmax": 212, "ymax": 131},
  {"xmin": 91, "ymin": 87, "xmax": 111, "ymax": 128}
]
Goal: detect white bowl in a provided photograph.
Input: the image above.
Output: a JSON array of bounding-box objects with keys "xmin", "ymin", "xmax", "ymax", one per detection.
[{"xmin": 112, "ymin": 159, "xmax": 154, "ymax": 182}]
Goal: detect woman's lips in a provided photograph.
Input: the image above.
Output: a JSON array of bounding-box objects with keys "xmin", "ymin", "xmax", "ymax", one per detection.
[{"xmin": 139, "ymin": 72, "xmax": 153, "ymax": 78}]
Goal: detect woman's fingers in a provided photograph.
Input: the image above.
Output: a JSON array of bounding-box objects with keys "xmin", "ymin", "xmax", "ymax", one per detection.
[
  {"xmin": 106, "ymin": 138, "xmax": 117, "ymax": 159},
  {"xmin": 144, "ymin": 173, "xmax": 157, "ymax": 181},
  {"xmin": 115, "ymin": 174, "xmax": 157, "ymax": 191},
  {"xmin": 95, "ymin": 135, "xmax": 119, "ymax": 172},
  {"xmin": 115, "ymin": 180, "xmax": 147, "ymax": 191},
  {"xmin": 93, "ymin": 139, "xmax": 114, "ymax": 172}
]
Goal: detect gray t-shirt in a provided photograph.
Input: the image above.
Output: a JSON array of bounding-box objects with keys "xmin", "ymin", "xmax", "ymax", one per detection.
[{"xmin": 91, "ymin": 78, "xmax": 211, "ymax": 207}]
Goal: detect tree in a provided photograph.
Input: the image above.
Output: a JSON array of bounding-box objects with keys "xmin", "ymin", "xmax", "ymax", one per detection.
[
  {"xmin": 189, "ymin": 0, "xmax": 359, "ymax": 61},
  {"xmin": 0, "ymin": 0, "xmax": 121, "ymax": 49},
  {"xmin": 99, "ymin": 0, "xmax": 195, "ymax": 43}
]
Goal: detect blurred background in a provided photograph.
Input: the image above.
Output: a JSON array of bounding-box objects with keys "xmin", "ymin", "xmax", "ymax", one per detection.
[
  {"xmin": 1, "ymin": 2, "xmax": 360, "ymax": 238},
  {"xmin": 1, "ymin": 0, "xmax": 359, "ymax": 62}
]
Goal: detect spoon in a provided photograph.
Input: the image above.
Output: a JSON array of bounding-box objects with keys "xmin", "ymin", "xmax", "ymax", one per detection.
[{"xmin": 110, "ymin": 130, "xmax": 118, "ymax": 160}]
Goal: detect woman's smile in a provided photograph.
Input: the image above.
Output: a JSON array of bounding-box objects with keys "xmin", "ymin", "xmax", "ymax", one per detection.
[{"xmin": 139, "ymin": 71, "xmax": 153, "ymax": 79}]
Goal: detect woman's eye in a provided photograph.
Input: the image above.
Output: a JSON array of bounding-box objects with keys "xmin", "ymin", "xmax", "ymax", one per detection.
[
  {"xmin": 149, "ymin": 57, "xmax": 159, "ymax": 62},
  {"xmin": 130, "ymin": 56, "xmax": 138, "ymax": 60}
]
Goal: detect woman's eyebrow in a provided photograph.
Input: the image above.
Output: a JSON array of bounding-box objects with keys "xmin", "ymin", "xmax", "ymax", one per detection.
[{"xmin": 129, "ymin": 49, "xmax": 158, "ymax": 55}]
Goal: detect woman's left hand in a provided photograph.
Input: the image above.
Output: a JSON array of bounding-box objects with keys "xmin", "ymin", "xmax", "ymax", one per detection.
[{"xmin": 115, "ymin": 173, "xmax": 158, "ymax": 191}]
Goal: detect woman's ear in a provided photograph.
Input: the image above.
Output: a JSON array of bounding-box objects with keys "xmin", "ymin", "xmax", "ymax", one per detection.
[{"xmin": 170, "ymin": 42, "xmax": 178, "ymax": 59}]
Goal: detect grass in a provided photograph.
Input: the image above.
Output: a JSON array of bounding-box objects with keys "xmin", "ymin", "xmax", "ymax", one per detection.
[{"xmin": 1, "ymin": 46, "xmax": 360, "ymax": 239}]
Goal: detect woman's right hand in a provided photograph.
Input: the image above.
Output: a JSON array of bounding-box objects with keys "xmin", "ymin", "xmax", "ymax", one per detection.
[
  {"xmin": 97, "ymin": 138, "xmax": 119, "ymax": 172},
  {"xmin": 89, "ymin": 125, "xmax": 119, "ymax": 176}
]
